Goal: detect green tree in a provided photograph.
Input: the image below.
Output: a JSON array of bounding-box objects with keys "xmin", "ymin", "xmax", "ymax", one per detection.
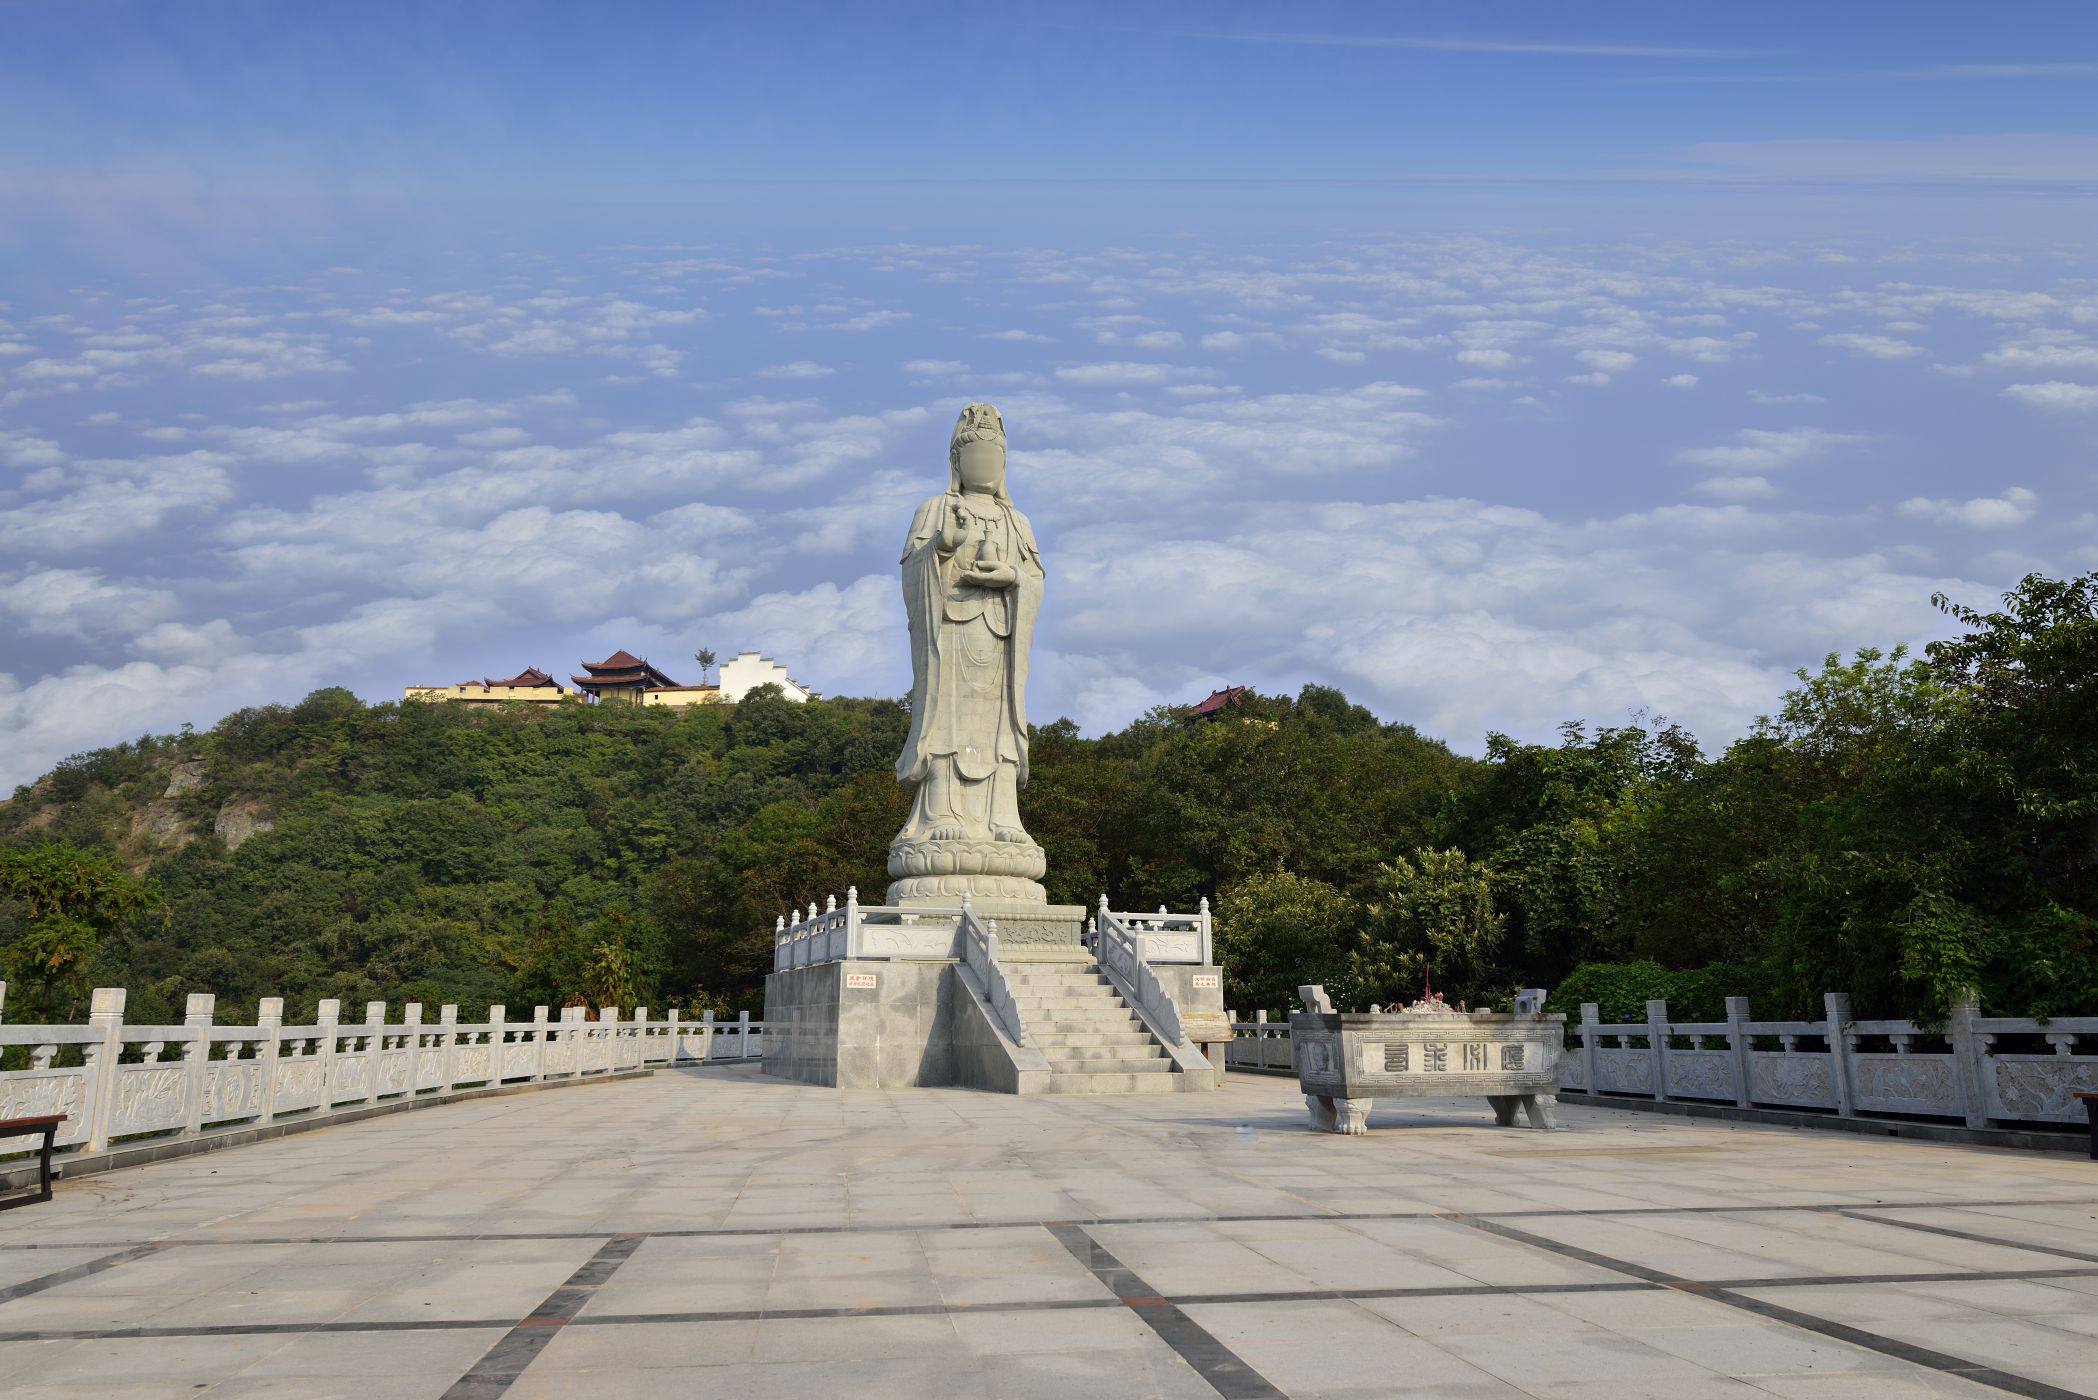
[
  {"xmin": 1212, "ymin": 871, "xmax": 1356, "ymax": 1016},
  {"xmin": 1346, "ymin": 848, "xmax": 1504, "ymax": 1008},
  {"xmin": 0, "ymin": 843, "xmax": 159, "ymax": 1019}
]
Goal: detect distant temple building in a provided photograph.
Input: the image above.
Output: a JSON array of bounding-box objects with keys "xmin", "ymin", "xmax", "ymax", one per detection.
[
  {"xmin": 1184, "ymin": 685, "xmax": 1251, "ymax": 721},
  {"xmin": 408, "ymin": 650, "xmax": 813, "ymax": 707},
  {"xmin": 571, "ymin": 650, "xmax": 681, "ymax": 703},
  {"xmin": 404, "ymin": 666, "xmax": 567, "ymax": 705}
]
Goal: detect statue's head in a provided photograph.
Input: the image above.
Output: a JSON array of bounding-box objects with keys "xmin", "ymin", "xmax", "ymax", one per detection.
[{"xmin": 948, "ymin": 402, "xmax": 1007, "ymax": 498}]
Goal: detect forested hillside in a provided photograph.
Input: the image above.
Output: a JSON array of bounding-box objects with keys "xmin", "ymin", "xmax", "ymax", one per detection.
[{"xmin": 3, "ymin": 573, "xmax": 2093, "ymax": 1028}]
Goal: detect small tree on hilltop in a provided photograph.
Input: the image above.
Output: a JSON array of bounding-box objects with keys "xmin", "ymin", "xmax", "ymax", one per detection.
[{"xmin": 694, "ymin": 648, "xmax": 718, "ymax": 686}]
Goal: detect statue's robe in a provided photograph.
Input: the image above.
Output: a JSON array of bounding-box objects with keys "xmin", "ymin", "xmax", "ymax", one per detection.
[{"xmin": 894, "ymin": 490, "xmax": 1043, "ymax": 836}]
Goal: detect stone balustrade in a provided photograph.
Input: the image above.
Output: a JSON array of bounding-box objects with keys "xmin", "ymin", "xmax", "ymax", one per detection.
[
  {"xmin": 0, "ymin": 983, "xmax": 765, "ymax": 1172},
  {"xmin": 1225, "ymin": 991, "xmax": 2098, "ymax": 1132},
  {"xmin": 773, "ymin": 890, "xmax": 1215, "ymax": 971}
]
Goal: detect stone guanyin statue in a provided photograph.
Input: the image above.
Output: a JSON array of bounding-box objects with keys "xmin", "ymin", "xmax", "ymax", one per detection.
[{"xmin": 887, "ymin": 403, "xmax": 1051, "ymax": 906}]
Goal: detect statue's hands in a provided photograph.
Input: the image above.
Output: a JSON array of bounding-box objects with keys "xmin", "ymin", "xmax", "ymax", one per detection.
[
  {"xmin": 939, "ymin": 498, "xmax": 968, "ymax": 552},
  {"xmin": 966, "ymin": 560, "xmax": 1019, "ymax": 588}
]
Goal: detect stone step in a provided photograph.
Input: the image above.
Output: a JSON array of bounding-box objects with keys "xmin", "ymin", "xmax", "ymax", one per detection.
[
  {"xmin": 1030, "ymin": 1030, "xmax": 1156, "ymax": 1048},
  {"xmin": 1007, "ymin": 993, "xmax": 1123, "ymax": 1010},
  {"xmin": 1042, "ymin": 1070, "xmax": 1184, "ymax": 1095},
  {"xmin": 1002, "ymin": 974, "xmax": 1111, "ymax": 990},
  {"xmin": 1031, "ymin": 1017, "xmax": 1145, "ymax": 1036},
  {"xmin": 1041, "ymin": 1047, "xmax": 1169, "ymax": 1067}
]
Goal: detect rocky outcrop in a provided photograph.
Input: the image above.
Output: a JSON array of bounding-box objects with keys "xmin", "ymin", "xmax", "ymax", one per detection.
[
  {"xmin": 213, "ymin": 798, "xmax": 275, "ymax": 851},
  {"xmin": 128, "ymin": 801, "xmax": 196, "ymax": 853},
  {"xmin": 163, "ymin": 760, "xmax": 209, "ymax": 798}
]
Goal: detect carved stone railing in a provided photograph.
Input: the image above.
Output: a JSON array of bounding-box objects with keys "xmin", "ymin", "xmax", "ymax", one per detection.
[
  {"xmin": 1094, "ymin": 898, "xmax": 1185, "ymax": 1045},
  {"xmin": 771, "ymin": 888, "xmax": 968, "ymax": 969},
  {"xmin": 959, "ymin": 899, "xmax": 1028, "ymax": 1047},
  {"xmin": 1224, "ymin": 991, "xmax": 2098, "ymax": 1131},
  {"xmin": 0, "ymin": 983, "xmax": 766, "ymax": 1168},
  {"xmin": 1098, "ymin": 901, "xmax": 1212, "ymax": 965}
]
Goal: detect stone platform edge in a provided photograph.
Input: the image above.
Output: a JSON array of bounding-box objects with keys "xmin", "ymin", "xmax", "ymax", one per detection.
[
  {"xmin": 1549, "ymin": 1088, "xmax": 2088, "ymax": 1154},
  {"xmin": 0, "ymin": 1065, "xmax": 666, "ymax": 1192},
  {"xmin": 1222, "ymin": 1068, "xmax": 2086, "ymax": 1153}
]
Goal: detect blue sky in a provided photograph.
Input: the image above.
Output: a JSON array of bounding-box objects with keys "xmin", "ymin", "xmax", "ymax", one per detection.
[{"xmin": 2, "ymin": 2, "xmax": 2096, "ymax": 788}]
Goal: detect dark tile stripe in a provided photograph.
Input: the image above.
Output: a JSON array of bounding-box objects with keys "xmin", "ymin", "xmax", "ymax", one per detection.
[
  {"xmin": 1835, "ymin": 1208, "xmax": 2098, "ymax": 1265},
  {"xmin": 439, "ymin": 1233, "xmax": 646, "ymax": 1400},
  {"xmin": 0, "ymin": 1243, "xmax": 165, "ymax": 1305},
  {"xmin": 1708, "ymin": 1288, "xmax": 2098, "ymax": 1400},
  {"xmin": 16, "ymin": 1195, "xmax": 2098, "ymax": 1254},
  {"xmin": 1449, "ymin": 1215, "xmax": 2093, "ymax": 1400},
  {"xmin": 1046, "ymin": 1222, "xmax": 1284, "ymax": 1400},
  {"xmin": 0, "ymin": 1262, "xmax": 2094, "ymax": 1346}
]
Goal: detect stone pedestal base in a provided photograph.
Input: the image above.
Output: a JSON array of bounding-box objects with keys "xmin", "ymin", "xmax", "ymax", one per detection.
[
  {"xmin": 887, "ymin": 836, "xmax": 1048, "ymax": 907},
  {"xmin": 894, "ymin": 895, "xmax": 1085, "ymax": 952}
]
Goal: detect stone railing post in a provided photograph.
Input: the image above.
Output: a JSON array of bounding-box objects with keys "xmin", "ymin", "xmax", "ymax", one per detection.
[
  {"xmin": 600, "ymin": 1004, "xmax": 618, "ymax": 1073},
  {"xmin": 438, "ymin": 1005, "xmax": 458, "ymax": 1093},
  {"xmin": 737, "ymin": 1010, "xmax": 752, "ymax": 1058},
  {"xmin": 532, "ymin": 1006, "xmax": 550, "ymax": 1080},
  {"xmin": 1948, "ymin": 988, "xmax": 1989, "ymax": 1128},
  {"xmin": 83, "ymin": 987, "xmax": 127, "ymax": 1153},
  {"xmin": 1198, "ymin": 896, "xmax": 1213, "ymax": 965},
  {"xmin": 362, "ymin": 1002, "xmax": 386, "ymax": 1103},
  {"xmin": 700, "ymin": 1009, "xmax": 716, "ymax": 1062},
  {"xmin": 402, "ymin": 1003, "xmax": 423, "ymax": 1093},
  {"xmin": 1646, "ymin": 999, "xmax": 1671, "ymax": 1102},
  {"xmin": 1579, "ymin": 1003, "xmax": 1601, "ymax": 1093},
  {"xmin": 255, "ymin": 997, "xmax": 285, "ymax": 1126},
  {"xmin": 1824, "ymin": 992, "xmax": 1856, "ymax": 1118},
  {"xmin": 182, "ymin": 993, "xmax": 215, "ymax": 1135},
  {"xmin": 845, "ymin": 886, "xmax": 861, "ymax": 959},
  {"xmin": 1724, "ymin": 996, "xmax": 1752, "ymax": 1108},
  {"xmin": 316, "ymin": 999, "xmax": 341, "ymax": 1110},
  {"xmin": 565, "ymin": 1006, "xmax": 585, "ymax": 1078},
  {"xmin": 664, "ymin": 1008, "xmax": 681, "ymax": 1065},
  {"xmin": 485, "ymin": 1005, "xmax": 506, "ymax": 1084},
  {"xmin": 631, "ymin": 1007, "xmax": 648, "ymax": 1069}
]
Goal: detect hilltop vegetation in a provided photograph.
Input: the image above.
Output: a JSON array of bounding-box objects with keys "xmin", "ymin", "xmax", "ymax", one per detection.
[{"xmin": 3, "ymin": 573, "xmax": 2093, "ymax": 1027}]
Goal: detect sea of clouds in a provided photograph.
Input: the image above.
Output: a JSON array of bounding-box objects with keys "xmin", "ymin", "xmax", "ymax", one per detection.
[{"xmin": 2, "ymin": 230, "xmax": 2093, "ymax": 790}]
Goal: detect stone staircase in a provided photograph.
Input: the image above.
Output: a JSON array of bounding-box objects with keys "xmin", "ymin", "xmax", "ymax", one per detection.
[{"xmin": 1001, "ymin": 963, "xmax": 1183, "ymax": 1094}]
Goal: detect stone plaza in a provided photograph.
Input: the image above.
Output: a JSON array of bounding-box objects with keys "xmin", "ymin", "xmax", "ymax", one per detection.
[{"xmin": 2, "ymin": 1064, "xmax": 2095, "ymax": 1399}]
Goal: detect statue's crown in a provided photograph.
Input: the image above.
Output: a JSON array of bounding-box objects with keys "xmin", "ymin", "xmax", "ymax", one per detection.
[{"xmin": 951, "ymin": 402, "xmax": 1005, "ymax": 443}]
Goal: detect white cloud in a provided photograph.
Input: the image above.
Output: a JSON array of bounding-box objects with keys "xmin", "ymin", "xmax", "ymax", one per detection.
[
  {"xmin": 902, "ymin": 359, "xmax": 970, "ymax": 377},
  {"xmin": 2001, "ymin": 381, "xmax": 2098, "ymax": 414},
  {"xmin": 1662, "ymin": 373, "xmax": 1699, "ymax": 389},
  {"xmin": 1821, "ymin": 332, "xmax": 1926, "ymax": 360},
  {"xmin": 1897, "ymin": 486, "xmax": 2038, "ymax": 529},
  {"xmin": 0, "ymin": 569, "xmax": 177, "ymax": 640},
  {"xmin": 1052, "ymin": 361, "xmax": 1218, "ymax": 387},
  {"xmin": 1748, "ymin": 390, "xmax": 1826, "ymax": 405},
  {"xmin": 982, "ymin": 329, "xmax": 1053, "ymax": 343},
  {"xmin": 0, "ymin": 452, "xmax": 235, "ymax": 551},
  {"xmin": 1675, "ymin": 427, "xmax": 1863, "ymax": 473},
  {"xmin": 1692, "ymin": 475, "xmax": 1776, "ymax": 501},
  {"xmin": 1985, "ymin": 341, "xmax": 2098, "ymax": 374},
  {"xmin": 756, "ymin": 360, "xmax": 836, "ymax": 380}
]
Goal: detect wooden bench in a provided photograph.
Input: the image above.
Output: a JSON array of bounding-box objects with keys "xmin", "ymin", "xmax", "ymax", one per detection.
[
  {"xmin": 2079, "ymin": 1092, "xmax": 2098, "ymax": 1161},
  {"xmin": 0, "ymin": 1115, "xmax": 65, "ymax": 1209}
]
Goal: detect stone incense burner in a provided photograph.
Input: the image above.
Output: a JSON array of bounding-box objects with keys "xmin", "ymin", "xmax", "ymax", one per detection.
[{"xmin": 1289, "ymin": 985, "xmax": 1565, "ymax": 1134}]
